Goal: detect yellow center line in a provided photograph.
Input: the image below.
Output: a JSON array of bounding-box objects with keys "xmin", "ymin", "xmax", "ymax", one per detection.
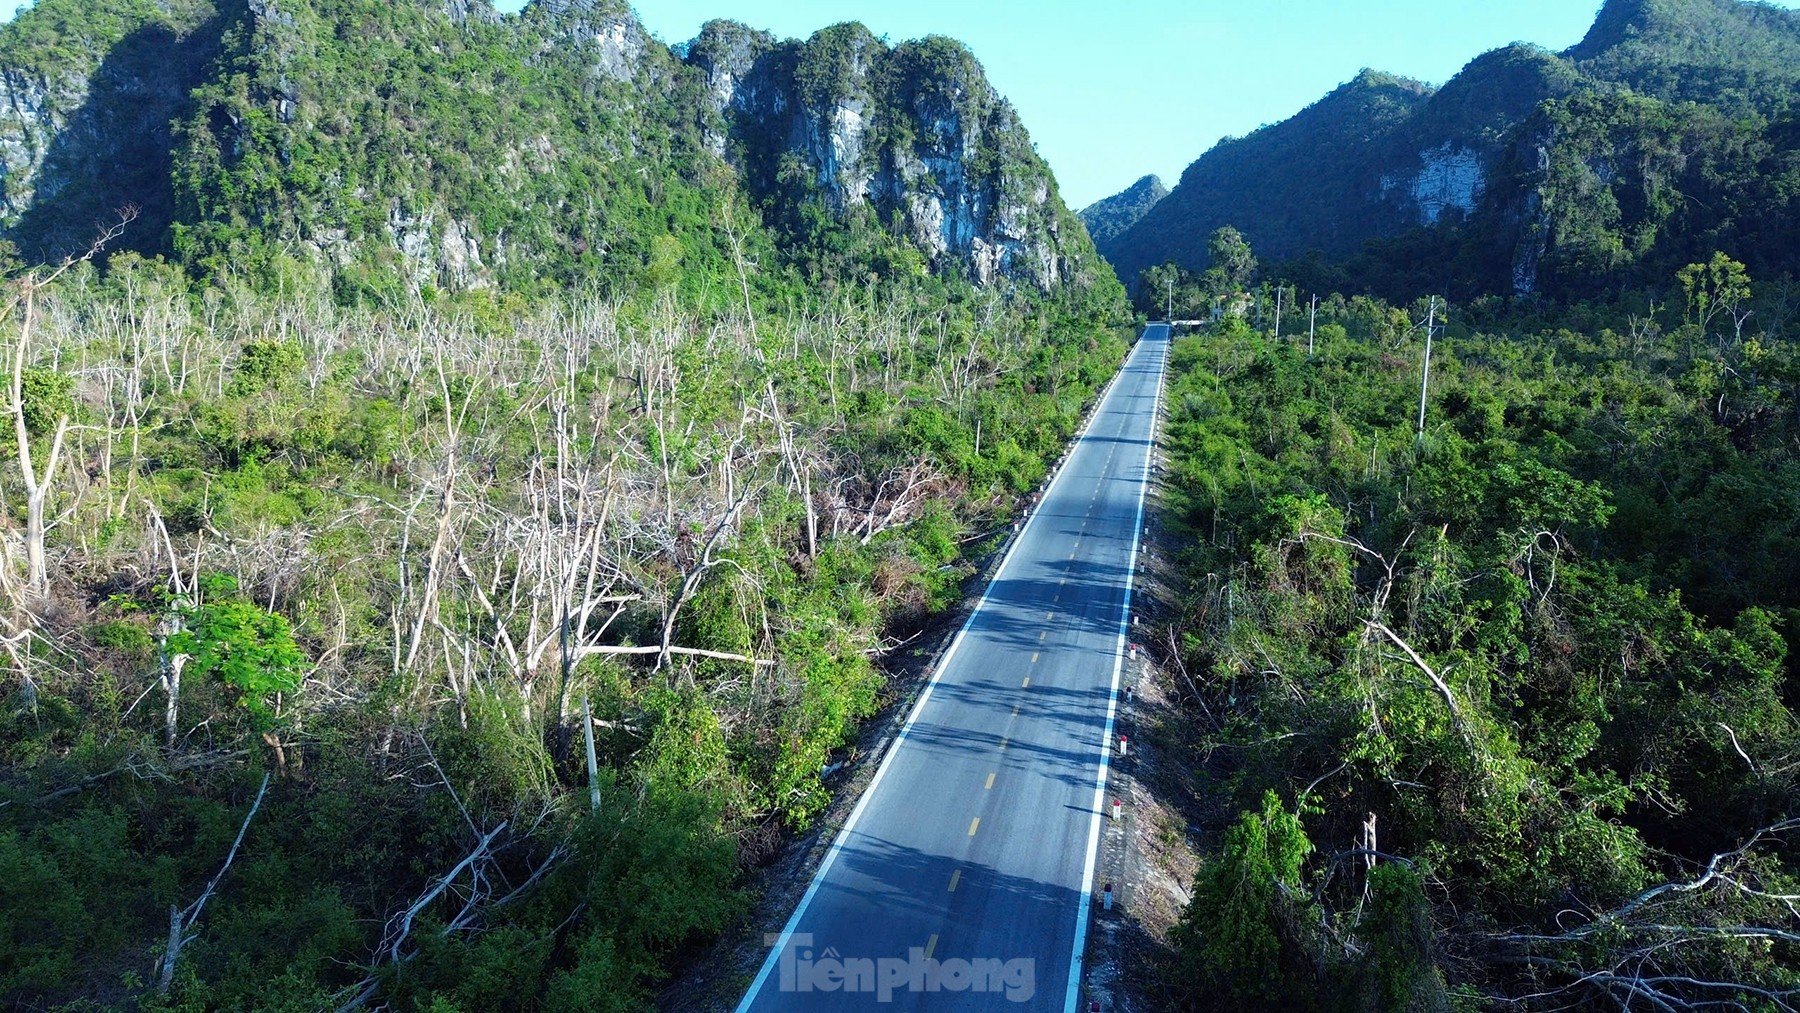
[
  {"xmin": 1046, "ymin": 610, "xmax": 1055, "ymax": 620},
  {"xmin": 1011, "ymin": 705, "xmax": 1019, "ymax": 716},
  {"xmin": 968, "ymin": 817, "xmax": 981, "ymax": 837},
  {"xmin": 1030, "ymin": 652, "xmax": 1038, "ymax": 664},
  {"xmin": 1038, "ymin": 631, "xmax": 1047, "ymax": 642},
  {"xmin": 1022, "ymin": 675, "xmax": 1031, "ymax": 688},
  {"xmin": 948, "ymin": 869, "xmax": 962, "ymax": 892},
  {"xmin": 999, "ymin": 736, "xmax": 1009, "ymax": 751},
  {"xmin": 984, "ymin": 771, "xmax": 996, "ymax": 790},
  {"xmin": 925, "ymin": 934, "xmax": 939, "ymax": 959}
]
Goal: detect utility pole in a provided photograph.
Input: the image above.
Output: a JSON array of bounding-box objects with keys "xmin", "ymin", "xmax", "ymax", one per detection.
[
  {"xmin": 1274, "ymin": 285, "xmax": 1284, "ymax": 339},
  {"xmin": 1166, "ymin": 277, "xmax": 1173, "ymax": 323},
  {"xmin": 1308, "ymin": 295, "xmax": 1318, "ymax": 355},
  {"xmin": 1417, "ymin": 296, "xmax": 1437, "ymax": 441}
]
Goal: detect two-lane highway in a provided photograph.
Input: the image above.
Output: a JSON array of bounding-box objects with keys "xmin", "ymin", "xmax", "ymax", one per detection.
[{"xmin": 739, "ymin": 324, "xmax": 1170, "ymax": 1011}]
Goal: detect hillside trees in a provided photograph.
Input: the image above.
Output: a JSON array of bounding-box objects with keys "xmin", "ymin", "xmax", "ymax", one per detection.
[
  {"xmin": 1135, "ymin": 227, "xmax": 1265, "ymax": 320},
  {"xmin": 1153, "ymin": 268, "xmax": 1800, "ymax": 1009},
  {"xmin": 1205, "ymin": 225, "xmax": 1258, "ymax": 296},
  {"xmin": 1678, "ymin": 250, "xmax": 1754, "ymax": 339},
  {"xmin": 0, "ymin": 248, "xmax": 1128, "ymax": 1006}
]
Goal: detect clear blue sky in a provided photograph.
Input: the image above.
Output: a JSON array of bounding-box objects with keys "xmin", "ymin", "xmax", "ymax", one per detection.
[{"xmin": 6, "ymin": 0, "xmax": 1799, "ymax": 207}]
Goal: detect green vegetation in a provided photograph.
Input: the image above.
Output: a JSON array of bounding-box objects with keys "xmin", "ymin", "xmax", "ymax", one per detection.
[
  {"xmin": 0, "ymin": 249, "xmax": 1126, "ymax": 1007},
  {"xmin": 170, "ymin": 0, "xmax": 740, "ymax": 300},
  {"xmin": 1154, "ymin": 245, "xmax": 1800, "ymax": 1009},
  {"xmin": 1569, "ymin": 0, "xmax": 1800, "ymax": 117},
  {"xmin": 1315, "ymin": 79, "xmax": 1800, "ymax": 304},
  {"xmin": 1079, "ymin": 174, "xmax": 1167, "ymax": 253},
  {"xmin": 0, "ymin": 0, "xmax": 1131, "ymax": 1007},
  {"xmin": 1109, "ymin": 0, "xmax": 1800, "ymax": 307}
]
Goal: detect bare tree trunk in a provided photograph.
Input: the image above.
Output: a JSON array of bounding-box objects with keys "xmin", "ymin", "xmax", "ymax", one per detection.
[
  {"xmin": 3, "ymin": 211, "xmax": 135, "ymax": 600},
  {"xmin": 1416, "ymin": 297, "xmax": 1437, "ymax": 441},
  {"xmin": 582, "ymin": 695, "xmax": 601, "ymax": 813},
  {"xmin": 11, "ymin": 285, "xmax": 70, "ymax": 598},
  {"xmin": 163, "ymin": 655, "xmax": 185, "ymax": 749},
  {"xmin": 158, "ymin": 772, "xmax": 271, "ymax": 993}
]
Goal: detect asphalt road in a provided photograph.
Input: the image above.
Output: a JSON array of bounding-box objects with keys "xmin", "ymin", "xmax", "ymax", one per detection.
[{"xmin": 739, "ymin": 324, "xmax": 1170, "ymax": 1012}]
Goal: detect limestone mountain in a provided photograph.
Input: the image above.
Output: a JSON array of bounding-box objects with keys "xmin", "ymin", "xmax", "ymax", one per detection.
[
  {"xmin": 1105, "ymin": 0, "xmax": 1800, "ymax": 301},
  {"xmin": 686, "ymin": 19, "xmax": 1094, "ymax": 291},
  {"xmin": 1079, "ymin": 173, "xmax": 1166, "ymax": 256},
  {"xmin": 0, "ymin": 0, "xmax": 1109, "ymax": 298},
  {"xmin": 1568, "ymin": 0, "xmax": 1800, "ymax": 114},
  {"xmin": 1103, "ymin": 47, "xmax": 1580, "ymax": 287}
]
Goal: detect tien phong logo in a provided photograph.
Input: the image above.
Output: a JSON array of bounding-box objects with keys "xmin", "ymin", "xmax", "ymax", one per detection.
[{"xmin": 771, "ymin": 933, "xmax": 1037, "ymax": 1003}]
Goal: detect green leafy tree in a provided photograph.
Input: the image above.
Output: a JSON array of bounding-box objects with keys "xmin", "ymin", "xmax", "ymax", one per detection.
[
  {"xmin": 173, "ymin": 582, "xmax": 304, "ymax": 729},
  {"xmin": 1676, "ymin": 251, "xmax": 1752, "ymax": 338},
  {"xmin": 18, "ymin": 367, "xmax": 75, "ymax": 435},
  {"xmin": 1359, "ymin": 864, "xmax": 1451, "ymax": 1012},
  {"xmin": 1204, "ymin": 225, "xmax": 1258, "ymax": 297},
  {"xmin": 1172, "ymin": 791, "xmax": 1314, "ymax": 1005}
]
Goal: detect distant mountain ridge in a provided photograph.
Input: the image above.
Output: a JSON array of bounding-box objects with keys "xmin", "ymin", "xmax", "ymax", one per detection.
[
  {"xmin": 0, "ymin": 0, "xmax": 1110, "ymax": 297},
  {"xmin": 1104, "ymin": 0, "xmax": 1800, "ymax": 300},
  {"xmin": 1079, "ymin": 173, "xmax": 1166, "ymax": 251}
]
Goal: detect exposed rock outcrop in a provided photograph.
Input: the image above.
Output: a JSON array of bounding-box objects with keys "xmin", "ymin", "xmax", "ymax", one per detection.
[
  {"xmin": 0, "ymin": 0, "xmax": 1100, "ymax": 295},
  {"xmin": 686, "ymin": 24, "xmax": 1086, "ymax": 289}
]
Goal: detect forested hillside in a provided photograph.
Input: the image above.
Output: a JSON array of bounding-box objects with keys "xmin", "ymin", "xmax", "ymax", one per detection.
[
  {"xmin": 0, "ymin": 0, "xmax": 1133, "ymax": 1008},
  {"xmin": 1106, "ymin": 0, "xmax": 1800, "ymax": 304},
  {"xmin": 0, "ymin": 0, "xmax": 1108, "ymax": 296},
  {"xmin": 1081, "ymin": 173, "xmax": 1167, "ymax": 254},
  {"xmin": 1148, "ymin": 246, "xmax": 1800, "ymax": 1009}
]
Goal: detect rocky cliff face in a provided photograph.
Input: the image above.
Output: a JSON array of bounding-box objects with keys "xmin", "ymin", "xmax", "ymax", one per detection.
[
  {"xmin": 527, "ymin": 0, "xmax": 647, "ymax": 82},
  {"xmin": 687, "ymin": 21, "xmax": 1091, "ymax": 290},
  {"xmin": 0, "ymin": 67, "xmax": 76, "ymax": 222},
  {"xmin": 0, "ymin": 0, "xmax": 1098, "ymax": 296},
  {"xmin": 0, "ymin": 0, "xmax": 223, "ymax": 261}
]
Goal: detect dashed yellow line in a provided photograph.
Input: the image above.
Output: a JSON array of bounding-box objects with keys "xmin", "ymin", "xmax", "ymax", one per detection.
[
  {"xmin": 984, "ymin": 772, "xmax": 996, "ymax": 790},
  {"xmin": 925, "ymin": 934, "xmax": 939, "ymax": 959},
  {"xmin": 999, "ymin": 736, "xmax": 1009, "ymax": 751},
  {"xmin": 1030, "ymin": 652, "xmax": 1038, "ymax": 664},
  {"xmin": 1022, "ymin": 675, "xmax": 1032, "ymax": 687},
  {"xmin": 948, "ymin": 869, "xmax": 962, "ymax": 892},
  {"xmin": 967, "ymin": 817, "xmax": 981, "ymax": 837}
]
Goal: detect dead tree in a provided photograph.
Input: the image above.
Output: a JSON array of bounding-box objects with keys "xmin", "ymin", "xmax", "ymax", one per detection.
[
  {"xmin": 3, "ymin": 209, "xmax": 136, "ymax": 598},
  {"xmin": 157, "ymin": 772, "xmax": 271, "ymax": 993},
  {"xmin": 1490, "ymin": 818, "xmax": 1800, "ymax": 1011}
]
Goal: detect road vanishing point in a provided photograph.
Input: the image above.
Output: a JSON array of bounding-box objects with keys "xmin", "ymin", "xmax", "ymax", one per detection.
[{"xmin": 738, "ymin": 323, "xmax": 1171, "ymax": 1011}]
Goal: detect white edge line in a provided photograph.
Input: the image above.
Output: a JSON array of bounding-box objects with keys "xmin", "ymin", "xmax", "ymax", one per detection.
[
  {"xmin": 1063, "ymin": 324, "xmax": 1167, "ymax": 1013},
  {"xmin": 735, "ymin": 327, "xmax": 1148, "ymax": 1012}
]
